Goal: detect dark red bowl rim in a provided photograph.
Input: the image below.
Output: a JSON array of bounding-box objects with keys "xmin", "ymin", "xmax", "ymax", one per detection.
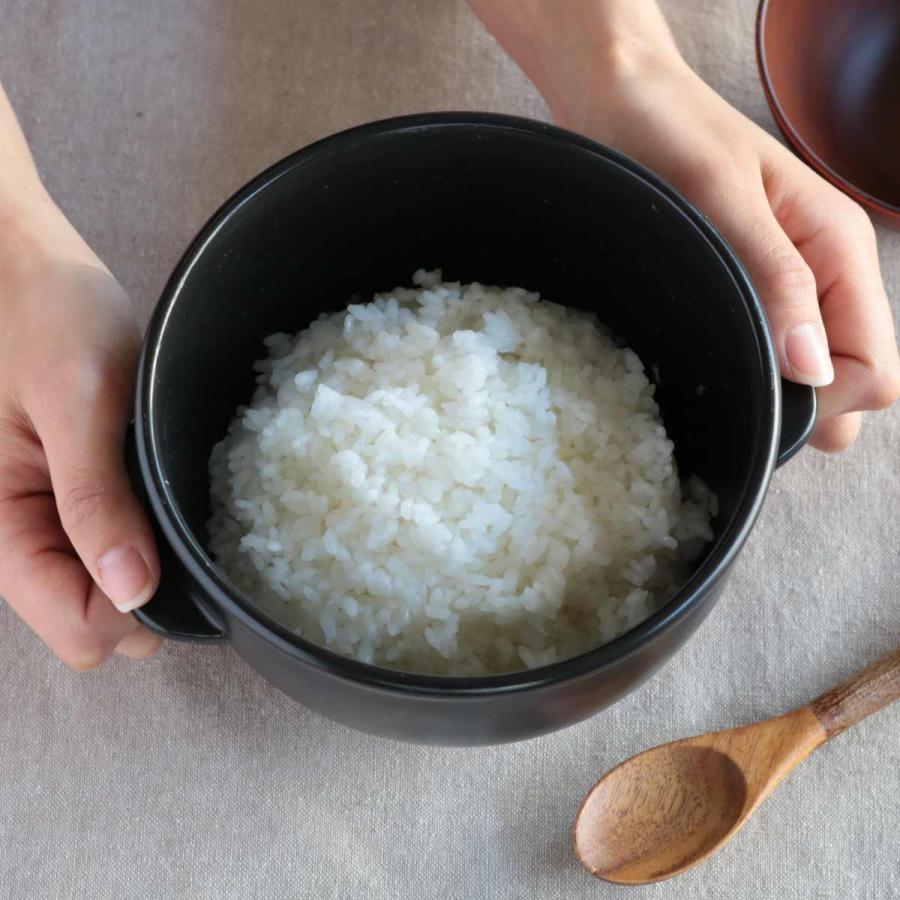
[{"xmin": 756, "ymin": 0, "xmax": 900, "ymax": 224}]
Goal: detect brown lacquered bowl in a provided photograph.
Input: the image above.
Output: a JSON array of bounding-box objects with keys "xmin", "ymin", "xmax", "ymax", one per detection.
[{"xmin": 757, "ymin": 0, "xmax": 900, "ymax": 228}]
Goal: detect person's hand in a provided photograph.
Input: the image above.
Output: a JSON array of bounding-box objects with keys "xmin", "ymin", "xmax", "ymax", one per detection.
[
  {"xmin": 0, "ymin": 196, "xmax": 162, "ymax": 667},
  {"xmin": 470, "ymin": 0, "xmax": 900, "ymax": 451}
]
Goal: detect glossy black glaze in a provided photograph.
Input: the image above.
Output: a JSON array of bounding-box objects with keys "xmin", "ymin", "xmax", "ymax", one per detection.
[{"xmin": 131, "ymin": 113, "xmax": 814, "ymax": 745}]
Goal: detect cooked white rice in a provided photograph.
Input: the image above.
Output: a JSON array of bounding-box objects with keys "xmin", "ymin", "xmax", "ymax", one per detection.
[{"xmin": 208, "ymin": 271, "xmax": 716, "ymax": 675}]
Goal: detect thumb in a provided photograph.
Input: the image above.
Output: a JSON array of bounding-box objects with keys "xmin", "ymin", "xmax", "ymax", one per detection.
[
  {"xmin": 32, "ymin": 354, "xmax": 160, "ymax": 614},
  {"xmin": 698, "ymin": 184, "xmax": 834, "ymax": 388}
]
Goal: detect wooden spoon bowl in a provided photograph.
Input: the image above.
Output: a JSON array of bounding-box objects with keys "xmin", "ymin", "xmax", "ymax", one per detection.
[{"xmin": 576, "ymin": 744, "xmax": 749, "ymax": 882}]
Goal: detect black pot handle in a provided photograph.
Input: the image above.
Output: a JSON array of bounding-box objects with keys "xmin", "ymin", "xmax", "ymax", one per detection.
[
  {"xmin": 125, "ymin": 426, "xmax": 226, "ymax": 643},
  {"xmin": 777, "ymin": 379, "xmax": 817, "ymax": 467}
]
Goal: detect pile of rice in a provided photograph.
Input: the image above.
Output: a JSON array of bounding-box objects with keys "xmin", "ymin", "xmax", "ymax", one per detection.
[{"xmin": 208, "ymin": 271, "xmax": 716, "ymax": 675}]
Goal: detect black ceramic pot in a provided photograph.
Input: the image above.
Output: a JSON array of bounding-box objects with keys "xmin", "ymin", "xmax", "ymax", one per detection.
[{"xmin": 130, "ymin": 113, "xmax": 815, "ymax": 745}]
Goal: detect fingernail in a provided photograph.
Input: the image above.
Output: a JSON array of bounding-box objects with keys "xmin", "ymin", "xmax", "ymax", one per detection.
[
  {"xmin": 785, "ymin": 323, "xmax": 834, "ymax": 387},
  {"xmin": 98, "ymin": 546, "xmax": 154, "ymax": 613}
]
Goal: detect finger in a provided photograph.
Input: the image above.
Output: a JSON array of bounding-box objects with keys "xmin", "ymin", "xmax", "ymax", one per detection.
[
  {"xmin": 768, "ymin": 182, "xmax": 900, "ymax": 418},
  {"xmin": 690, "ymin": 175, "xmax": 834, "ymax": 387},
  {"xmin": 115, "ymin": 625, "xmax": 163, "ymax": 658},
  {"xmin": 29, "ymin": 354, "xmax": 159, "ymax": 614},
  {"xmin": 809, "ymin": 412, "xmax": 862, "ymax": 453},
  {"xmin": 800, "ymin": 225, "xmax": 900, "ymax": 417},
  {"xmin": 818, "ymin": 356, "xmax": 900, "ymax": 420},
  {"xmin": 0, "ymin": 488, "xmax": 143, "ymax": 669}
]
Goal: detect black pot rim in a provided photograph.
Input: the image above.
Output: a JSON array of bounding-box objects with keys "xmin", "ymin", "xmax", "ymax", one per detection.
[{"xmin": 135, "ymin": 111, "xmax": 780, "ymax": 697}]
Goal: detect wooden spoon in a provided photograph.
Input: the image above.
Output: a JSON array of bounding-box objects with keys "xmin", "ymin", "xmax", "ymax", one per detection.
[{"xmin": 574, "ymin": 647, "xmax": 900, "ymax": 884}]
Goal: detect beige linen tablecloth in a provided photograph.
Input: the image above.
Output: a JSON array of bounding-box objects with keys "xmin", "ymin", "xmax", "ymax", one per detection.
[{"xmin": 1, "ymin": 2, "xmax": 898, "ymax": 897}]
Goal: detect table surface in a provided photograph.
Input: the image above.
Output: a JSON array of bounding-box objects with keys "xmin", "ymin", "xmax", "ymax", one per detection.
[{"xmin": 1, "ymin": 2, "xmax": 898, "ymax": 898}]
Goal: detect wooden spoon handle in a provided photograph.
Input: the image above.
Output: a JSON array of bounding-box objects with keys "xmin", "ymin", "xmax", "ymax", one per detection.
[{"xmin": 810, "ymin": 647, "xmax": 900, "ymax": 739}]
